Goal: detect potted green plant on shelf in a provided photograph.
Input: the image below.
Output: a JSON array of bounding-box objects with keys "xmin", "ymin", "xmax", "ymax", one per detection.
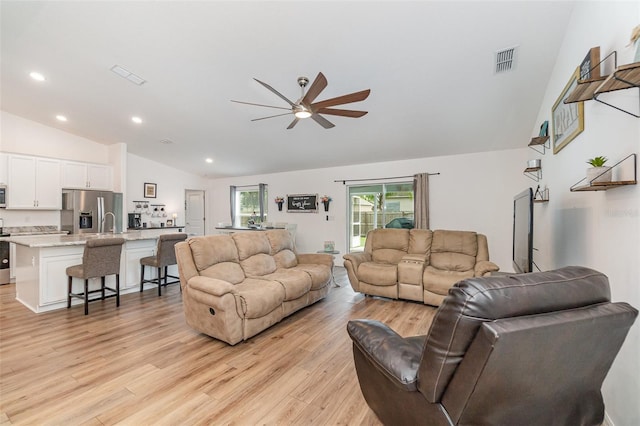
[{"xmin": 586, "ymin": 156, "xmax": 612, "ymax": 183}]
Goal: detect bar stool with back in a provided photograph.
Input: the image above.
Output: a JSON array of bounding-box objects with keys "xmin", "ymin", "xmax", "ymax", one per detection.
[
  {"xmin": 139, "ymin": 233, "xmax": 188, "ymax": 296},
  {"xmin": 66, "ymin": 237, "xmax": 125, "ymax": 315}
]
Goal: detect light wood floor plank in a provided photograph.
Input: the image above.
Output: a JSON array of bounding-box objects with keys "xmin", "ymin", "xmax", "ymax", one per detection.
[{"xmin": 0, "ymin": 267, "xmax": 437, "ymax": 425}]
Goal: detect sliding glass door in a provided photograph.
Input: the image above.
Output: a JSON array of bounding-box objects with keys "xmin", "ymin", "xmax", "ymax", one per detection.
[{"xmin": 347, "ymin": 182, "xmax": 414, "ymax": 252}]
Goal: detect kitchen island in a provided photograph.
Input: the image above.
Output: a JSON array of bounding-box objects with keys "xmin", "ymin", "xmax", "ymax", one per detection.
[{"xmin": 5, "ymin": 230, "xmax": 185, "ymax": 313}]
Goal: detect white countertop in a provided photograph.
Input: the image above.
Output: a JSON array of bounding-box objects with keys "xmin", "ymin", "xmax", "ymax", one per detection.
[{"xmin": 2, "ymin": 231, "xmax": 169, "ymax": 248}]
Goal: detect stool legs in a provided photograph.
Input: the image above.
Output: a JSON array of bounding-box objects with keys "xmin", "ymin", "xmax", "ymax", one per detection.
[
  {"xmin": 158, "ymin": 267, "xmax": 162, "ymax": 296},
  {"xmin": 84, "ymin": 279, "xmax": 89, "ymax": 315},
  {"xmin": 67, "ymin": 276, "xmax": 72, "ymax": 309},
  {"xmin": 116, "ymin": 274, "xmax": 120, "ymax": 307},
  {"xmin": 140, "ymin": 265, "xmax": 145, "ymax": 293}
]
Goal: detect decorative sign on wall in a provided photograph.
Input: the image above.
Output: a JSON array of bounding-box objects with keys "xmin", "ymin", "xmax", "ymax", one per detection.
[{"xmin": 287, "ymin": 194, "xmax": 318, "ymax": 213}]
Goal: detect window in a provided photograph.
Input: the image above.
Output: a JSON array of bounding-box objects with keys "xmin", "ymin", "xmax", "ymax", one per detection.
[
  {"xmin": 230, "ymin": 184, "xmax": 268, "ymax": 227},
  {"xmin": 348, "ymin": 182, "xmax": 414, "ymax": 252}
]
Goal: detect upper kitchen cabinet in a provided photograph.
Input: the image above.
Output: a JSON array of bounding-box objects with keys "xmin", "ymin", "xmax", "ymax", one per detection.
[
  {"xmin": 7, "ymin": 154, "xmax": 61, "ymax": 210},
  {"xmin": 61, "ymin": 161, "xmax": 112, "ymax": 190}
]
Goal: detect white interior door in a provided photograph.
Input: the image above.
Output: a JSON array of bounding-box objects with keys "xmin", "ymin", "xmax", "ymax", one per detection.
[{"xmin": 185, "ymin": 189, "xmax": 205, "ymax": 236}]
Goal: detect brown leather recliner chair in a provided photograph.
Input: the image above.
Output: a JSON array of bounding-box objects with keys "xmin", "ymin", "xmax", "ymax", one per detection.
[{"xmin": 347, "ymin": 266, "xmax": 638, "ymax": 426}]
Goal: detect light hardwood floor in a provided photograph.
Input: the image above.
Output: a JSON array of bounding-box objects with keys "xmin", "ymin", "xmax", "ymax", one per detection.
[{"xmin": 0, "ymin": 268, "xmax": 437, "ymax": 425}]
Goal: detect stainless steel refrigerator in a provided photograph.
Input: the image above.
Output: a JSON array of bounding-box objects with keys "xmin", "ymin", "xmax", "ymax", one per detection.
[{"xmin": 61, "ymin": 189, "xmax": 123, "ymax": 234}]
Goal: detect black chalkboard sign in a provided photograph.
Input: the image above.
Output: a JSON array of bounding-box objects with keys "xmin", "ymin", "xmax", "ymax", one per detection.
[{"xmin": 287, "ymin": 194, "xmax": 318, "ymax": 213}]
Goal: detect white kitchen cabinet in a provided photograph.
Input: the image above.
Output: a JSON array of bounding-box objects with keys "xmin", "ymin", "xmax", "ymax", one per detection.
[
  {"xmin": 61, "ymin": 161, "xmax": 112, "ymax": 190},
  {"xmin": 7, "ymin": 154, "xmax": 61, "ymax": 209}
]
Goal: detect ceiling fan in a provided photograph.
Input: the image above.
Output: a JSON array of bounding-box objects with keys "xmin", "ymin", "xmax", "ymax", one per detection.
[{"xmin": 231, "ymin": 72, "xmax": 370, "ymax": 129}]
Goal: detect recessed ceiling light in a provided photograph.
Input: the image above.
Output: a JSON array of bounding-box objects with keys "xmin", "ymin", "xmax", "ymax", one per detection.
[
  {"xmin": 56, "ymin": 115, "xmax": 67, "ymax": 122},
  {"xmin": 29, "ymin": 72, "xmax": 45, "ymax": 81},
  {"xmin": 160, "ymin": 139, "xmax": 173, "ymax": 145},
  {"xmin": 131, "ymin": 116, "xmax": 143, "ymax": 124},
  {"xmin": 205, "ymin": 158, "xmax": 214, "ymax": 164}
]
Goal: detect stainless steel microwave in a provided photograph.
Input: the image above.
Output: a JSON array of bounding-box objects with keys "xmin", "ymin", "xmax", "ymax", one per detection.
[{"xmin": 0, "ymin": 185, "xmax": 6, "ymax": 208}]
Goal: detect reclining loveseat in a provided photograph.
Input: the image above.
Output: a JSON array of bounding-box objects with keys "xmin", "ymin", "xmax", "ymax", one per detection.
[
  {"xmin": 175, "ymin": 229, "xmax": 333, "ymax": 345},
  {"xmin": 343, "ymin": 228, "xmax": 499, "ymax": 306}
]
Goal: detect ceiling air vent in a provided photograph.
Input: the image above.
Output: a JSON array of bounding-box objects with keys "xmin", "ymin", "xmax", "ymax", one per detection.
[
  {"xmin": 495, "ymin": 46, "xmax": 518, "ymax": 74},
  {"xmin": 110, "ymin": 65, "xmax": 146, "ymax": 86}
]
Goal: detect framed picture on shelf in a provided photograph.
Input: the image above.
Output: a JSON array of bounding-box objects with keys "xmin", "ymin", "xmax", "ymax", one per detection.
[
  {"xmin": 579, "ymin": 46, "xmax": 601, "ymax": 81},
  {"xmin": 552, "ymin": 67, "xmax": 584, "ymax": 154},
  {"xmin": 539, "ymin": 120, "xmax": 549, "ymax": 137},
  {"xmin": 144, "ymin": 182, "xmax": 157, "ymax": 198}
]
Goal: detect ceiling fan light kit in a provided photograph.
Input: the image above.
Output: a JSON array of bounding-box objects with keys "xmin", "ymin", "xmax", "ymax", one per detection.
[{"xmin": 231, "ymin": 72, "xmax": 370, "ymax": 129}]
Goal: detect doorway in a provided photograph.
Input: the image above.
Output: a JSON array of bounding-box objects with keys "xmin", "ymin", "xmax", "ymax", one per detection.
[{"xmin": 185, "ymin": 189, "xmax": 206, "ymax": 236}]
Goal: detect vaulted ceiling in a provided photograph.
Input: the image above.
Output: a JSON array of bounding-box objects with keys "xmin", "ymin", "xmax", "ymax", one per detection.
[{"xmin": 1, "ymin": 1, "xmax": 574, "ymax": 178}]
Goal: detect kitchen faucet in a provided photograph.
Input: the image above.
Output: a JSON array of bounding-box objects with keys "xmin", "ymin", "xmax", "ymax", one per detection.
[{"xmin": 103, "ymin": 211, "xmax": 116, "ymax": 233}]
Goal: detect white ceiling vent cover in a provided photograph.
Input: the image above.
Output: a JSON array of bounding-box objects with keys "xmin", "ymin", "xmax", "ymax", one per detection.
[
  {"xmin": 110, "ymin": 65, "xmax": 146, "ymax": 86},
  {"xmin": 495, "ymin": 46, "xmax": 518, "ymax": 74}
]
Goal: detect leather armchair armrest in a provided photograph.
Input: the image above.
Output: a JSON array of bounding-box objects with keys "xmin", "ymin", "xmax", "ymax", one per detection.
[
  {"xmin": 475, "ymin": 260, "xmax": 500, "ymax": 277},
  {"xmin": 187, "ymin": 276, "xmax": 237, "ymax": 297},
  {"xmin": 347, "ymin": 319, "xmax": 425, "ymax": 391}
]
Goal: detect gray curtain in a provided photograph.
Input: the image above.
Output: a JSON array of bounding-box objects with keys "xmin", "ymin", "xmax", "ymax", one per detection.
[
  {"xmin": 413, "ymin": 173, "xmax": 429, "ymax": 229},
  {"xmin": 229, "ymin": 185, "xmax": 237, "ymax": 225}
]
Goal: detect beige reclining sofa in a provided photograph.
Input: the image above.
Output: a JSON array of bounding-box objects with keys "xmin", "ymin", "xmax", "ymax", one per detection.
[
  {"xmin": 343, "ymin": 228, "xmax": 499, "ymax": 306},
  {"xmin": 175, "ymin": 229, "xmax": 333, "ymax": 345}
]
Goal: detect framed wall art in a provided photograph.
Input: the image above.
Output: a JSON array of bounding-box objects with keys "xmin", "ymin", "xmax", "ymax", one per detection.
[
  {"xmin": 552, "ymin": 67, "xmax": 584, "ymax": 154},
  {"xmin": 144, "ymin": 182, "xmax": 157, "ymax": 198},
  {"xmin": 287, "ymin": 194, "xmax": 318, "ymax": 213}
]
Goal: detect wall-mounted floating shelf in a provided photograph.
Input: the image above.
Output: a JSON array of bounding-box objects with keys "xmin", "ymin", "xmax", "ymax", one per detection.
[
  {"xmin": 528, "ymin": 135, "xmax": 550, "ymax": 155},
  {"xmin": 524, "ymin": 166, "xmax": 542, "ymax": 182},
  {"xmin": 565, "ymin": 51, "xmax": 640, "ymax": 118},
  {"xmin": 570, "ymin": 153, "xmax": 637, "ymax": 192},
  {"xmin": 534, "ymin": 187, "xmax": 549, "ymax": 203}
]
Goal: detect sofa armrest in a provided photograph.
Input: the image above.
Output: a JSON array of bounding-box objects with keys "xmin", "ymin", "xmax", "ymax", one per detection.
[
  {"xmin": 187, "ymin": 276, "xmax": 237, "ymax": 297},
  {"xmin": 347, "ymin": 319, "xmax": 425, "ymax": 391},
  {"xmin": 343, "ymin": 252, "xmax": 371, "ymax": 270},
  {"xmin": 297, "ymin": 252, "xmax": 334, "ymax": 267},
  {"xmin": 475, "ymin": 260, "xmax": 500, "ymax": 277}
]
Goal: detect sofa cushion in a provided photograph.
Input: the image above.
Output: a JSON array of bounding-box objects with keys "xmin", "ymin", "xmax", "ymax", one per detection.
[
  {"xmin": 370, "ymin": 229, "xmax": 409, "ymax": 264},
  {"xmin": 189, "ymin": 235, "xmax": 245, "ymax": 284},
  {"xmin": 430, "ymin": 230, "xmax": 478, "ymax": 272},
  {"xmin": 200, "ymin": 262, "xmax": 246, "ymax": 285},
  {"xmin": 291, "ymin": 264, "xmax": 332, "ymax": 290},
  {"xmin": 233, "ymin": 232, "xmax": 277, "ymax": 276},
  {"xmin": 359, "ymin": 262, "xmax": 397, "ymax": 286},
  {"xmin": 260, "ymin": 269, "xmax": 312, "ymax": 301},
  {"xmin": 234, "ymin": 278, "xmax": 285, "ymax": 319},
  {"xmin": 423, "ymin": 266, "xmax": 474, "ymax": 295},
  {"xmin": 189, "ymin": 235, "xmax": 239, "ymax": 270},
  {"xmin": 273, "ymin": 250, "xmax": 298, "ymax": 269},
  {"xmin": 266, "ymin": 229, "xmax": 297, "ymax": 270},
  {"xmin": 408, "ymin": 229, "xmax": 433, "ymax": 257}
]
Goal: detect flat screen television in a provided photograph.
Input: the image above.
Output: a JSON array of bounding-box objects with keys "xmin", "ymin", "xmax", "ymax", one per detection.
[{"xmin": 512, "ymin": 188, "xmax": 534, "ymax": 273}]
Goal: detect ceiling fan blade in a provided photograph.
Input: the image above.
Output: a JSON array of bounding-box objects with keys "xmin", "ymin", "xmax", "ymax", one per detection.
[
  {"xmin": 254, "ymin": 78, "xmax": 296, "ymax": 107},
  {"xmin": 301, "ymin": 72, "xmax": 328, "ymax": 106},
  {"xmin": 311, "ymin": 113, "xmax": 335, "ymax": 129},
  {"xmin": 317, "ymin": 108, "xmax": 368, "ymax": 118},
  {"xmin": 311, "ymin": 89, "xmax": 371, "ymax": 110},
  {"xmin": 251, "ymin": 112, "xmax": 293, "ymax": 122},
  {"xmin": 287, "ymin": 118, "xmax": 299, "ymax": 129},
  {"xmin": 231, "ymin": 100, "xmax": 292, "ymax": 111}
]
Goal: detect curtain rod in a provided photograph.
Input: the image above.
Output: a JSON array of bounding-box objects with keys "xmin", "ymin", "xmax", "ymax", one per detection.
[
  {"xmin": 334, "ymin": 173, "xmax": 440, "ymax": 185},
  {"xmin": 230, "ymin": 183, "xmax": 266, "ymax": 188}
]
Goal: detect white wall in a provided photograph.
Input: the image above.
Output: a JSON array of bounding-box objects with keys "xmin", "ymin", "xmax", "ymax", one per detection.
[
  {"xmin": 126, "ymin": 153, "xmax": 208, "ymax": 228},
  {"xmin": 208, "ymin": 147, "xmax": 532, "ymax": 271},
  {"xmin": 530, "ymin": 3, "xmax": 639, "ymax": 425}
]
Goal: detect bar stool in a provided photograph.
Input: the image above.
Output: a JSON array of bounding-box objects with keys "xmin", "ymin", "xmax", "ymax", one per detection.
[
  {"xmin": 140, "ymin": 233, "xmax": 188, "ymax": 296},
  {"xmin": 67, "ymin": 237, "xmax": 125, "ymax": 315}
]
